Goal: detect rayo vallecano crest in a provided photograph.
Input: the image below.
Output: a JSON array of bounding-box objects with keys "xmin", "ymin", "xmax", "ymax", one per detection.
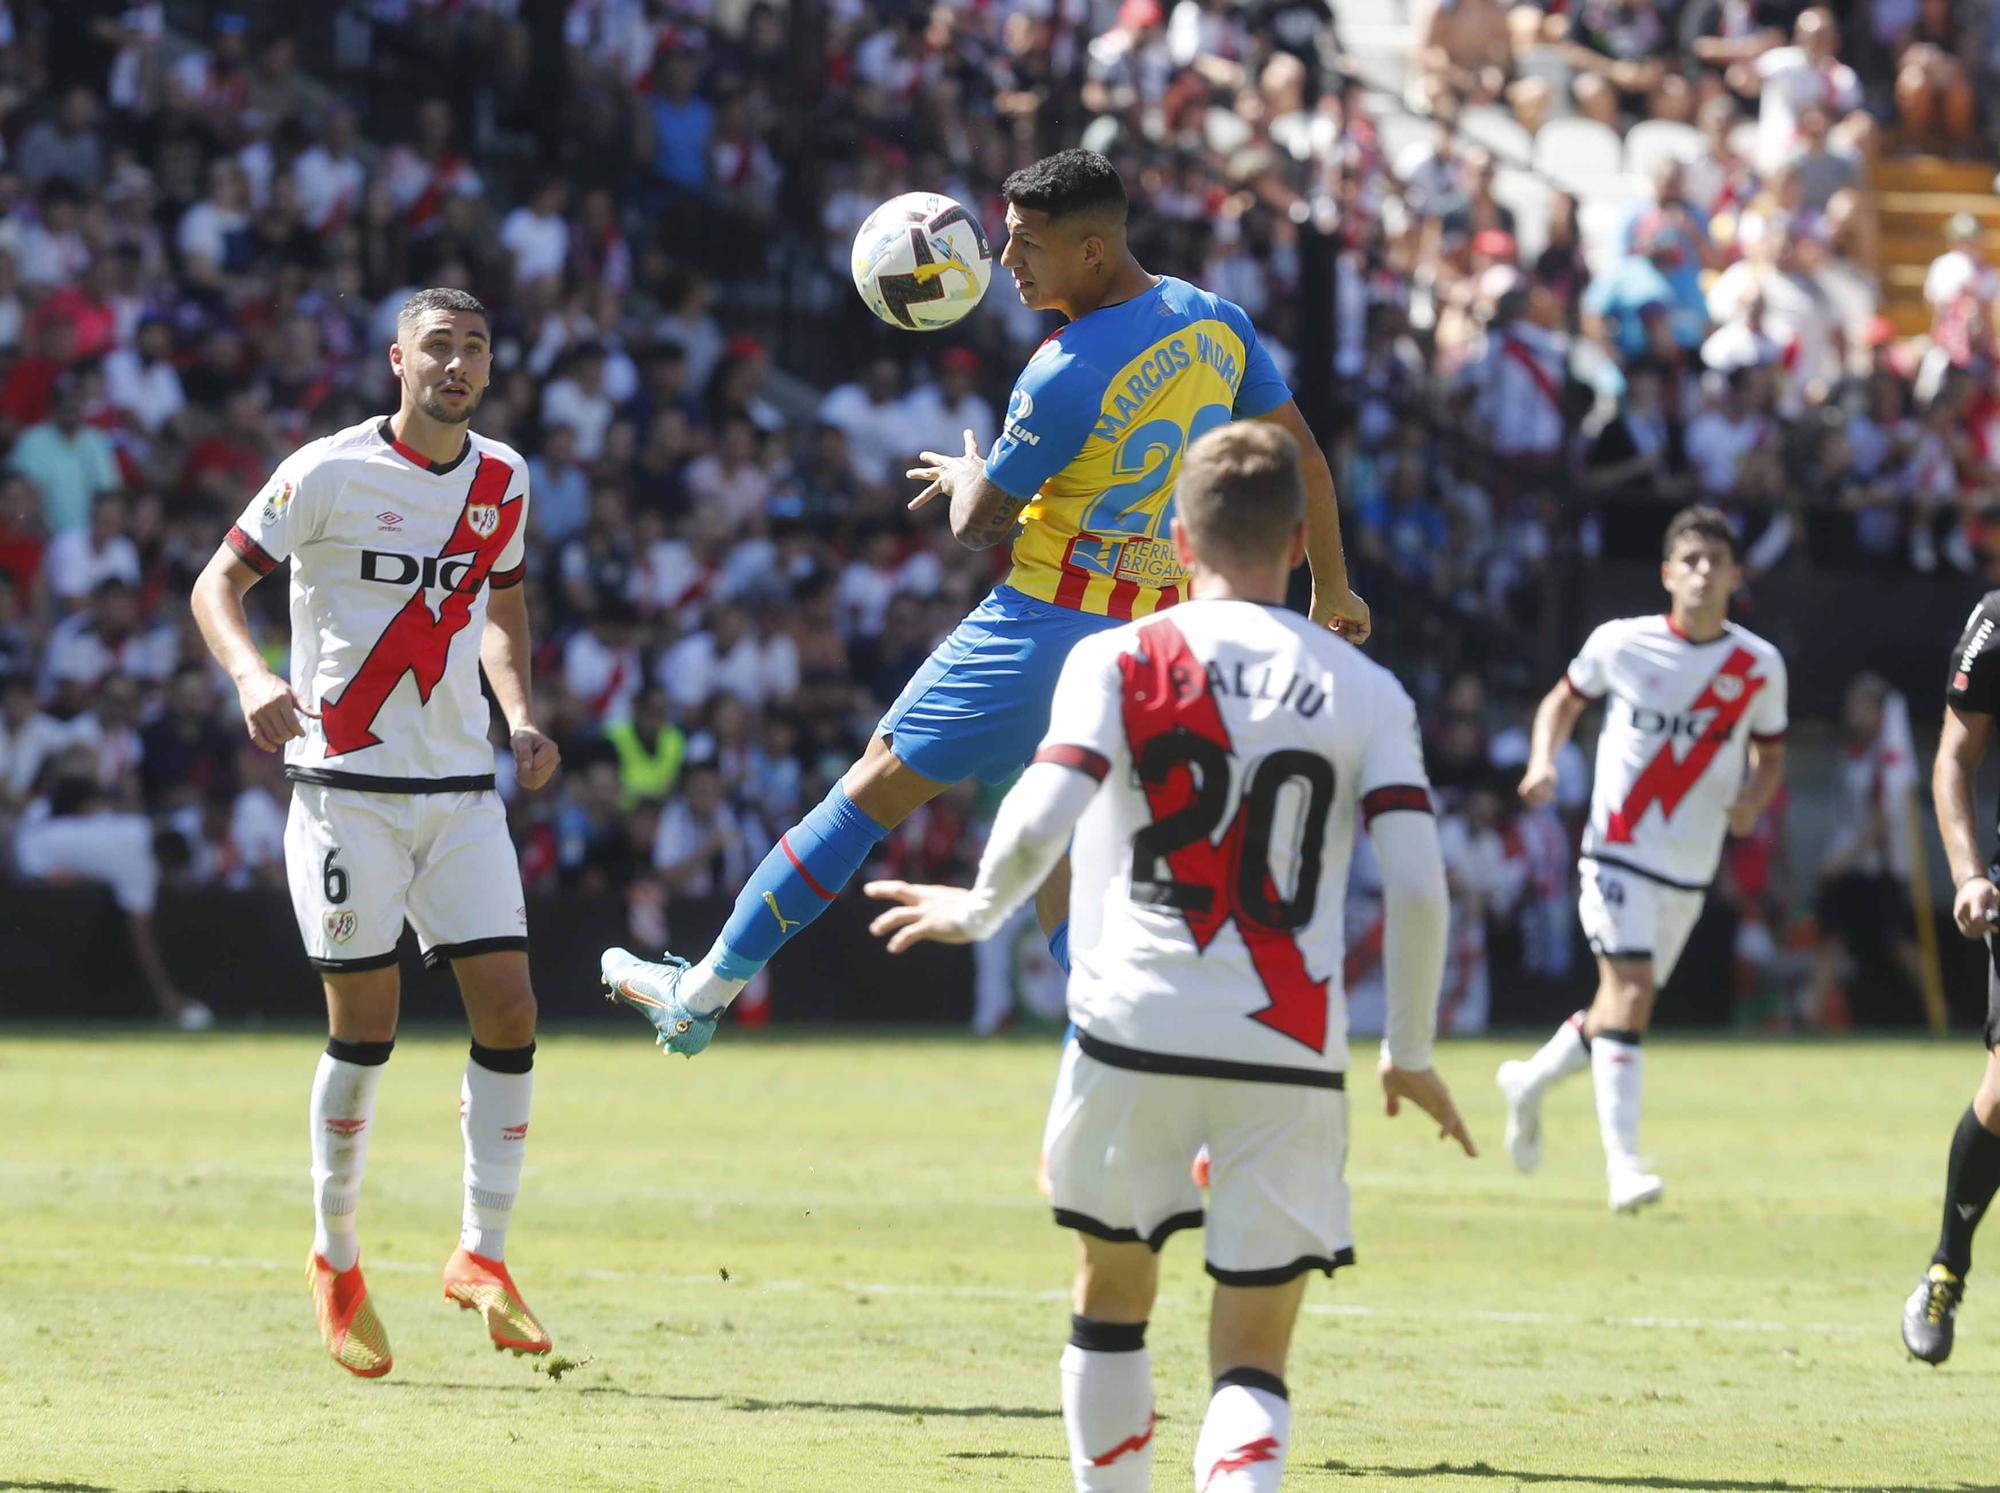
[
  {"xmin": 323, "ymin": 909, "xmax": 357, "ymax": 944},
  {"xmin": 1709, "ymin": 673, "xmax": 1744, "ymax": 703},
  {"xmin": 466, "ymin": 502, "xmax": 499, "ymax": 539}
]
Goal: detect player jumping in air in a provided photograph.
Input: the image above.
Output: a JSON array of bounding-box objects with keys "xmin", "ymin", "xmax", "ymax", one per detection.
[
  {"xmin": 191, "ymin": 288, "xmax": 560, "ymax": 1378},
  {"xmin": 1900, "ymin": 595, "xmax": 2000, "ymax": 1363},
  {"xmin": 1497, "ymin": 507, "xmax": 1787, "ymax": 1212},
  {"xmin": 865, "ymin": 423, "xmax": 1471, "ymax": 1493},
  {"xmin": 601, "ymin": 149, "xmax": 1368, "ymax": 1051}
]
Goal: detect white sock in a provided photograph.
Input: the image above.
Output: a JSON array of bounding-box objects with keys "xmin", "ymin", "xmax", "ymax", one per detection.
[
  {"xmin": 460, "ymin": 1044, "xmax": 534, "ymax": 1259},
  {"xmin": 310, "ymin": 1042, "xmax": 389, "ymax": 1273},
  {"xmin": 1195, "ymin": 1374, "xmax": 1291, "ymax": 1492},
  {"xmin": 1591, "ymin": 1035, "xmax": 1645, "ymax": 1170},
  {"xmin": 1060, "ymin": 1319, "xmax": 1155, "ymax": 1492},
  {"xmin": 1516, "ymin": 1012, "xmax": 1591, "ymax": 1095},
  {"xmin": 679, "ymin": 951, "xmax": 747, "ymax": 1015}
]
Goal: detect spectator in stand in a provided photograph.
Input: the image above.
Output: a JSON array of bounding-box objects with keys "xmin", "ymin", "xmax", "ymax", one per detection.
[
  {"xmin": 18, "ymin": 87, "xmax": 106, "ymax": 192},
  {"xmin": 817, "ymin": 356, "xmax": 911, "ymax": 490},
  {"xmin": 683, "ymin": 414, "xmax": 773, "ymax": 529},
  {"xmin": 1919, "ymin": 213, "xmax": 1999, "ymax": 406},
  {"xmin": 41, "ymin": 577, "xmax": 176, "ymax": 702},
  {"xmin": 44, "ymin": 491, "xmax": 140, "ymax": 609},
  {"xmin": 1560, "ymin": 0, "xmax": 1692, "ymax": 126},
  {"xmin": 1810, "ymin": 675, "xmax": 1926, "ymax": 1026},
  {"xmin": 139, "ymin": 665, "xmax": 238, "ymax": 814},
  {"xmin": 1740, "ymin": 7, "xmax": 1872, "ymax": 174},
  {"xmin": 14, "ymin": 769, "xmax": 210, "ymax": 1028},
  {"xmin": 1465, "ymin": 280, "xmax": 1570, "ymax": 482},
  {"xmin": 1894, "ymin": 0, "xmax": 1979, "ymax": 152},
  {"xmin": 528, "ymin": 422, "xmax": 592, "ymax": 546},
  {"xmin": 175, "ymin": 158, "xmax": 254, "ymax": 294},
  {"xmin": 292, "ymin": 107, "xmax": 365, "ymax": 235},
  {"xmin": 1585, "ymin": 357, "xmax": 1691, "ymax": 543},
  {"xmin": 1779, "ymin": 104, "xmax": 1873, "ymax": 274},
  {"xmin": 1708, "ymin": 215, "xmax": 1849, "ymax": 410},
  {"xmin": 383, "ymin": 98, "xmax": 483, "ymax": 227},
  {"xmin": 563, "ymin": 600, "xmax": 644, "ymax": 727},
  {"xmin": 1413, "ymin": 0, "xmax": 1520, "ymax": 120},
  {"xmin": 902, "ymin": 348, "xmax": 998, "ymax": 461},
  {"xmin": 103, "ymin": 315, "xmax": 186, "ymax": 436},
  {"xmin": 541, "ymin": 341, "xmax": 617, "ymax": 462},
  {"xmin": 1688, "ymin": 364, "xmax": 1781, "ymax": 504},
  {"xmin": 500, "ymin": 175, "xmax": 571, "ymax": 287},
  {"xmin": 11, "ymin": 371, "xmax": 121, "ymax": 536},
  {"xmin": 645, "ymin": 48, "xmax": 715, "ymax": 197},
  {"xmin": 605, "ymin": 685, "xmax": 687, "ymax": 809},
  {"xmin": 18, "ymin": 180, "xmax": 91, "ymax": 291}
]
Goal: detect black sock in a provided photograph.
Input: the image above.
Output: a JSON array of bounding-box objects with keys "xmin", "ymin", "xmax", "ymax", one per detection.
[{"xmin": 1933, "ymin": 1106, "xmax": 2000, "ymax": 1278}]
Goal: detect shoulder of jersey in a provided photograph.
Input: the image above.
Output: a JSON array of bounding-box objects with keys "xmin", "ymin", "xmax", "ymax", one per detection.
[
  {"xmin": 1722, "ymin": 618, "xmax": 1782, "ymax": 659},
  {"xmin": 468, "ymin": 428, "xmax": 527, "ymax": 474},
  {"xmin": 297, "ymin": 418, "xmax": 393, "ymax": 477}
]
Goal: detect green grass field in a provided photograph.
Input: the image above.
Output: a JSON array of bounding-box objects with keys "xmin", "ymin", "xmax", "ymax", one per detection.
[{"xmin": 4, "ymin": 1028, "xmax": 1998, "ymax": 1492}]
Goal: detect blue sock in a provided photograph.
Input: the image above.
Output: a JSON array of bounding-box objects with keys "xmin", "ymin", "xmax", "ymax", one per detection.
[
  {"xmin": 1047, "ymin": 920, "xmax": 1070, "ymax": 977},
  {"xmin": 709, "ymin": 786, "xmax": 888, "ymax": 981}
]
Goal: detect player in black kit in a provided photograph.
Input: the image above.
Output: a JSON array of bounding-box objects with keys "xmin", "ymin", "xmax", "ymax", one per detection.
[{"xmin": 1902, "ymin": 594, "xmax": 2000, "ymax": 1364}]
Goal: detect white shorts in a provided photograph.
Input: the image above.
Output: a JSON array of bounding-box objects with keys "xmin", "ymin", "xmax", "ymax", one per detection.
[
  {"xmin": 285, "ymin": 783, "xmax": 526, "ymax": 972},
  {"xmin": 1578, "ymin": 857, "xmax": 1704, "ymax": 986},
  {"xmin": 1041, "ymin": 1038, "xmax": 1353, "ymax": 1285}
]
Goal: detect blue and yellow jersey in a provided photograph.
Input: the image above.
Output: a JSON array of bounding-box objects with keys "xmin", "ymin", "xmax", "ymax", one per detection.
[{"xmin": 985, "ymin": 275, "xmax": 1291, "ymax": 619}]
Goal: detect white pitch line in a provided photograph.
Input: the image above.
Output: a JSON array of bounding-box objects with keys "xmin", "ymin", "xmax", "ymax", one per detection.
[{"xmin": 15, "ymin": 1246, "xmax": 1871, "ymax": 1335}]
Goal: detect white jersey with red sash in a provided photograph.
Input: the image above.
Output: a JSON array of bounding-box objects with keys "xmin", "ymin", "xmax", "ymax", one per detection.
[
  {"xmin": 1565, "ymin": 614, "xmax": 1787, "ymax": 891},
  {"xmin": 226, "ymin": 417, "xmax": 530, "ymax": 791}
]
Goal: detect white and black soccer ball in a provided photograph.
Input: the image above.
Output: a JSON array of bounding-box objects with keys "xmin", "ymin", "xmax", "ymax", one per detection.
[{"xmin": 850, "ymin": 191, "xmax": 993, "ymax": 332}]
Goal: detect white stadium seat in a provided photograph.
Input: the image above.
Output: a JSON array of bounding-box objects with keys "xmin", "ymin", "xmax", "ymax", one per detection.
[
  {"xmin": 1532, "ymin": 117, "xmax": 1624, "ymax": 191},
  {"xmin": 1623, "ymin": 119, "xmax": 1703, "ymax": 181}
]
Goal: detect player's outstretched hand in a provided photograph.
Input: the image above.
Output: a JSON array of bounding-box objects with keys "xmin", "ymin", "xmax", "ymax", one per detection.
[
  {"xmin": 1518, "ymin": 762, "xmax": 1558, "ymax": 808},
  {"xmin": 864, "ymin": 879, "xmax": 978, "ymax": 952},
  {"xmin": 237, "ymin": 668, "xmax": 317, "ymax": 752},
  {"xmin": 1726, "ymin": 797, "xmax": 1760, "ymax": 837},
  {"xmin": 1378, "ymin": 1057, "xmax": 1478, "ymax": 1157},
  {"xmin": 1310, "ymin": 585, "xmax": 1371, "ymax": 645},
  {"xmin": 906, "ymin": 428, "xmax": 982, "ymax": 512},
  {"xmin": 511, "ymin": 726, "xmax": 561, "ymax": 792},
  {"xmin": 1953, "ymin": 874, "xmax": 2000, "ymax": 939}
]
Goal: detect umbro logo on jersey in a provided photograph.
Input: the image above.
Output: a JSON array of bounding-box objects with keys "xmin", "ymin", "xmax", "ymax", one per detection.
[{"xmin": 376, "ymin": 511, "xmax": 402, "ymax": 530}]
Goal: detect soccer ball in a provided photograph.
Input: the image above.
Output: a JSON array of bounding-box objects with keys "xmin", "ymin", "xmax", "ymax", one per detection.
[{"xmin": 851, "ymin": 192, "xmax": 993, "ymax": 332}]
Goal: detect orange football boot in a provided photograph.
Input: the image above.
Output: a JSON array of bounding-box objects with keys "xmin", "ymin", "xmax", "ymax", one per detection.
[
  {"xmin": 306, "ymin": 1251, "xmax": 392, "ymax": 1378},
  {"xmin": 442, "ymin": 1247, "xmax": 552, "ymax": 1355}
]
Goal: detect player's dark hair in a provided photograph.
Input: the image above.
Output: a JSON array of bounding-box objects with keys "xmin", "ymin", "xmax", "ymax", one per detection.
[
  {"xmin": 1001, "ymin": 150, "xmax": 1128, "ymax": 225},
  {"xmin": 1662, "ymin": 504, "xmax": 1739, "ymax": 563},
  {"xmin": 1176, "ymin": 422, "xmax": 1305, "ymax": 569},
  {"xmin": 396, "ymin": 286, "xmax": 488, "ymax": 335}
]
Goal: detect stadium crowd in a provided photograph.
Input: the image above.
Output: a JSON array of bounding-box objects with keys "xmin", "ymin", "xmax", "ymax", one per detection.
[{"xmin": 0, "ymin": 0, "xmax": 1994, "ymax": 1029}]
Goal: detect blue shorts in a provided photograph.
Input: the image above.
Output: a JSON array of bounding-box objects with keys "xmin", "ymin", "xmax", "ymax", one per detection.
[{"xmin": 878, "ymin": 585, "xmax": 1123, "ymax": 786}]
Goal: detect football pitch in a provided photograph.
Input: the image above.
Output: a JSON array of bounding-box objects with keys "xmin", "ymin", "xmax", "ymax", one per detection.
[{"xmin": 5, "ymin": 1028, "xmax": 1998, "ymax": 1493}]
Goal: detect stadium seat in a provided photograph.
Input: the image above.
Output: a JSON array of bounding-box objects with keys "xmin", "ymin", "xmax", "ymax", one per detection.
[
  {"xmin": 1379, "ymin": 112, "xmax": 1440, "ymax": 176},
  {"xmin": 1532, "ymin": 118, "xmax": 1624, "ymax": 191},
  {"xmin": 1624, "ymin": 119, "xmax": 1703, "ymax": 180},
  {"xmin": 1459, "ymin": 104, "xmax": 1535, "ymax": 169},
  {"xmin": 1493, "ymin": 166, "xmax": 1554, "ymax": 257}
]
